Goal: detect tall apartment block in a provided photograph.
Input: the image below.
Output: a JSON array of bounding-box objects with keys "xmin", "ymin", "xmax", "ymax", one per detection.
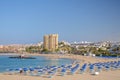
[{"xmin": 43, "ymin": 34, "xmax": 58, "ymax": 51}]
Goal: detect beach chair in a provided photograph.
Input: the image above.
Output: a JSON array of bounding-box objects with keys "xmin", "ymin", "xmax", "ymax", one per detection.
[
  {"xmin": 47, "ymin": 68, "xmax": 57, "ymax": 78},
  {"xmin": 61, "ymin": 68, "xmax": 67, "ymax": 76},
  {"xmin": 22, "ymin": 68, "xmax": 29, "ymax": 75},
  {"xmin": 47, "ymin": 71, "xmax": 54, "ymax": 78},
  {"xmin": 80, "ymin": 63, "xmax": 87, "ymax": 74},
  {"xmin": 29, "ymin": 68, "xmax": 35, "ymax": 76},
  {"xmin": 97, "ymin": 66, "xmax": 102, "ymax": 72},
  {"xmin": 37, "ymin": 70, "xmax": 45, "ymax": 76},
  {"xmin": 66, "ymin": 64, "xmax": 72, "ymax": 70},
  {"xmin": 103, "ymin": 63, "xmax": 110, "ymax": 71},
  {"xmin": 89, "ymin": 64, "xmax": 94, "ymax": 74},
  {"xmin": 70, "ymin": 64, "xmax": 80, "ymax": 75}
]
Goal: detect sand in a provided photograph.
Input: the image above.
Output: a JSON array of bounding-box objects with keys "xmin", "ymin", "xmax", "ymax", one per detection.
[
  {"xmin": 0, "ymin": 53, "xmax": 120, "ymax": 80},
  {"xmin": 27, "ymin": 53, "xmax": 119, "ymax": 63},
  {"xmin": 0, "ymin": 70, "xmax": 120, "ymax": 80}
]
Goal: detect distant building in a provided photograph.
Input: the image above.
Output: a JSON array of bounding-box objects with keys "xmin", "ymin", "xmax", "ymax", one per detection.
[{"xmin": 43, "ymin": 34, "xmax": 58, "ymax": 51}]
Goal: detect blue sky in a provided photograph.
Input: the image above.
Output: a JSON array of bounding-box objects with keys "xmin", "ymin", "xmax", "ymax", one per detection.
[{"xmin": 0, "ymin": 0, "xmax": 120, "ymax": 44}]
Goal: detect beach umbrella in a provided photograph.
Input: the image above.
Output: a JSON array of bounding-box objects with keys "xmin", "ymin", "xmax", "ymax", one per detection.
[
  {"xmin": 23, "ymin": 68, "xmax": 28, "ymax": 71},
  {"xmin": 29, "ymin": 68, "xmax": 34, "ymax": 71},
  {"xmin": 15, "ymin": 68, "xmax": 20, "ymax": 71}
]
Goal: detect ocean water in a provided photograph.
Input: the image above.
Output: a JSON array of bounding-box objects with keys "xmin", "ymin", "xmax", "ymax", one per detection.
[{"xmin": 0, "ymin": 55, "xmax": 74, "ymax": 72}]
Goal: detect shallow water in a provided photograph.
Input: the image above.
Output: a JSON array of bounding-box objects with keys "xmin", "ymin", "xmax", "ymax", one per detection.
[{"xmin": 0, "ymin": 54, "xmax": 73, "ymax": 72}]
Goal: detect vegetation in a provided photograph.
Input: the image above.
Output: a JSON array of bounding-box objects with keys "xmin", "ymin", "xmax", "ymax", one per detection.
[
  {"xmin": 1, "ymin": 41, "xmax": 119, "ymax": 57},
  {"xmin": 58, "ymin": 42, "xmax": 72, "ymax": 54},
  {"xmin": 69, "ymin": 45, "xmax": 120, "ymax": 57},
  {"xmin": 26, "ymin": 46, "xmax": 42, "ymax": 53}
]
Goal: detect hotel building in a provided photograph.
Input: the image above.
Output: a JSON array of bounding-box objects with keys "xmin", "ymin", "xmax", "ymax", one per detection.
[{"xmin": 43, "ymin": 34, "xmax": 58, "ymax": 51}]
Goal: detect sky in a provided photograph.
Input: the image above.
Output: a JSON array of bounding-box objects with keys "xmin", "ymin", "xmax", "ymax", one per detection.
[{"xmin": 0, "ymin": 0, "xmax": 120, "ymax": 44}]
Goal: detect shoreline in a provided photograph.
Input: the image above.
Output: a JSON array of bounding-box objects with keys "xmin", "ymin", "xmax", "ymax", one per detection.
[
  {"xmin": 0, "ymin": 53, "xmax": 120, "ymax": 80},
  {"xmin": 0, "ymin": 53, "xmax": 119, "ymax": 63}
]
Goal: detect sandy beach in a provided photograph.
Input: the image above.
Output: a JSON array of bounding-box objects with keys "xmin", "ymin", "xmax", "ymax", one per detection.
[
  {"xmin": 27, "ymin": 53, "xmax": 119, "ymax": 63},
  {"xmin": 0, "ymin": 70, "xmax": 120, "ymax": 80},
  {"xmin": 0, "ymin": 53, "xmax": 120, "ymax": 80}
]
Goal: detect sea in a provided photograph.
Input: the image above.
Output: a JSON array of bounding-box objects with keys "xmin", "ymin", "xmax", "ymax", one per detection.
[{"xmin": 0, "ymin": 54, "xmax": 74, "ymax": 73}]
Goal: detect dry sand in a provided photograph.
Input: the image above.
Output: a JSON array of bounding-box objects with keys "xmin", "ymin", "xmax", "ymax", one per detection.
[
  {"xmin": 0, "ymin": 53, "xmax": 120, "ymax": 80},
  {"xmin": 27, "ymin": 53, "xmax": 119, "ymax": 63},
  {"xmin": 0, "ymin": 70, "xmax": 120, "ymax": 80}
]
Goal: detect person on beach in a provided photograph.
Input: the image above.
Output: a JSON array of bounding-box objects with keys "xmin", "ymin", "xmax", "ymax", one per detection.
[{"xmin": 20, "ymin": 70, "xmax": 23, "ymax": 74}]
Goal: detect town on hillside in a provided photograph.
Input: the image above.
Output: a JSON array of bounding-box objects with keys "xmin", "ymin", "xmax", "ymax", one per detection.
[{"xmin": 0, "ymin": 34, "xmax": 120, "ymax": 57}]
